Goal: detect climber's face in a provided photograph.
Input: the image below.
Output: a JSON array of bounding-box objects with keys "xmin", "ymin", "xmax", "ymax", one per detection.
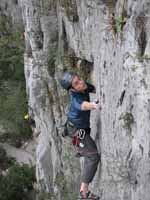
[{"xmin": 71, "ymin": 75, "xmax": 87, "ymax": 92}]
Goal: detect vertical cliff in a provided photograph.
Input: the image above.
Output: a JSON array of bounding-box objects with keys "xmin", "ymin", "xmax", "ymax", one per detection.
[
  {"xmin": 18, "ymin": 0, "xmax": 81, "ymax": 198},
  {"xmin": 57, "ymin": 0, "xmax": 150, "ymax": 199},
  {"xmin": 2, "ymin": 0, "xmax": 150, "ymax": 199}
]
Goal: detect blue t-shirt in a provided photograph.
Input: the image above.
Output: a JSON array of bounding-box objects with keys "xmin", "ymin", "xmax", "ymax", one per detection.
[{"xmin": 68, "ymin": 83, "xmax": 95, "ymax": 129}]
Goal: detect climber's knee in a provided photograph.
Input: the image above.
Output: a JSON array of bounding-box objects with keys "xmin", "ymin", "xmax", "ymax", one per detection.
[
  {"xmin": 82, "ymin": 153, "xmax": 100, "ymax": 183},
  {"xmin": 93, "ymin": 152, "xmax": 100, "ymax": 165}
]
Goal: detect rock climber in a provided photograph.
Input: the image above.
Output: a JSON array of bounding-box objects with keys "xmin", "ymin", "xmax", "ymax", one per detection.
[{"xmin": 60, "ymin": 71, "xmax": 101, "ymax": 200}]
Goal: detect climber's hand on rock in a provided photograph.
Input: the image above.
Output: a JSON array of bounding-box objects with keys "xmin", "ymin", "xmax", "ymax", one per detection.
[
  {"xmin": 93, "ymin": 98, "xmax": 99, "ymax": 104},
  {"xmin": 92, "ymin": 100, "xmax": 101, "ymax": 110}
]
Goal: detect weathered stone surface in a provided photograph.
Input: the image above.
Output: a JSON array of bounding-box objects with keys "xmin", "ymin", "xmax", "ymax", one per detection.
[
  {"xmin": 58, "ymin": 0, "xmax": 150, "ymax": 199},
  {"xmin": 19, "ymin": 0, "xmax": 81, "ymax": 198}
]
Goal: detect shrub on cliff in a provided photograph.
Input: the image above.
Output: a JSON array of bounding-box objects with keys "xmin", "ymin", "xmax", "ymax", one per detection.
[
  {"xmin": 0, "ymin": 163, "xmax": 36, "ymax": 200},
  {"xmin": 0, "ymin": 146, "xmax": 15, "ymax": 170},
  {"xmin": 0, "ymin": 14, "xmax": 32, "ymax": 146}
]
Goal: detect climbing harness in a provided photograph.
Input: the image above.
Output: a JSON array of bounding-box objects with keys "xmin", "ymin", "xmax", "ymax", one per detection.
[
  {"xmin": 72, "ymin": 129, "xmax": 86, "ymax": 148},
  {"xmin": 72, "ymin": 128, "xmax": 99, "ymax": 157},
  {"xmin": 77, "ymin": 129, "xmax": 86, "ymax": 148}
]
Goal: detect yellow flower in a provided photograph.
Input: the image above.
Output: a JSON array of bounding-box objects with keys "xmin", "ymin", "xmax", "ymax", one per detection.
[{"xmin": 24, "ymin": 114, "xmax": 29, "ymax": 120}]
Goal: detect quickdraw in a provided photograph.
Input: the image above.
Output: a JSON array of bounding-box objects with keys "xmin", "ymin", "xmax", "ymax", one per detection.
[{"xmin": 77, "ymin": 129, "xmax": 86, "ymax": 140}]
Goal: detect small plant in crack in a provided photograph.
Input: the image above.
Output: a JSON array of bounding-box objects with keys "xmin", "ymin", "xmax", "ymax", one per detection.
[
  {"xmin": 113, "ymin": 15, "xmax": 127, "ymax": 34},
  {"xmin": 119, "ymin": 112, "xmax": 134, "ymax": 131},
  {"xmin": 102, "ymin": 13, "xmax": 127, "ymax": 41},
  {"xmin": 136, "ymin": 53, "xmax": 150, "ymax": 62}
]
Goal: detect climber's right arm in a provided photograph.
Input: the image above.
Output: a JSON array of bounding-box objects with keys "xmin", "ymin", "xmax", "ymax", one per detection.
[{"xmin": 81, "ymin": 101, "xmax": 100, "ymax": 111}]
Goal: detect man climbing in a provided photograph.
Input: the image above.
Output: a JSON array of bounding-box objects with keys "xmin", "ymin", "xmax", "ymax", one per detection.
[{"xmin": 60, "ymin": 72, "xmax": 101, "ymax": 200}]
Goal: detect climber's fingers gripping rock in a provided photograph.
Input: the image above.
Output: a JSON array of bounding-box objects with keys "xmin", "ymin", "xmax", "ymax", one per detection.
[{"xmin": 92, "ymin": 99, "xmax": 101, "ymax": 110}]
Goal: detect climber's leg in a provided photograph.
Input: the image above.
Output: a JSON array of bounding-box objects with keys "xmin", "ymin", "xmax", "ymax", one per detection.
[
  {"xmin": 77, "ymin": 133, "xmax": 100, "ymax": 197},
  {"xmin": 82, "ymin": 152, "xmax": 100, "ymax": 183},
  {"xmin": 79, "ymin": 153, "xmax": 100, "ymax": 198}
]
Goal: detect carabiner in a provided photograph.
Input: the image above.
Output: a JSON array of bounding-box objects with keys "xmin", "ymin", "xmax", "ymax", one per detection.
[{"xmin": 77, "ymin": 129, "xmax": 85, "ymax": 140}]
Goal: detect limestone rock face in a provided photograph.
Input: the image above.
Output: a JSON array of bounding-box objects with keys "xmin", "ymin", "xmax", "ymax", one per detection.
[
  {"xmin": 2, "ymin": 0, "xmax": 150, "ymax": 199},
  {"xmin": 58, "ymin": 1, "xmax": 150, "ymax": 199},
  {"xmin": 18, "ymin": 0, "xmax": 80, "ymax": 197}
]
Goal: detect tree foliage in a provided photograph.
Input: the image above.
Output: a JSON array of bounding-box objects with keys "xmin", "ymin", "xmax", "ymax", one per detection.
[
  {"xmin": 0, "ymin": 14, "xmax": 32, "ymax": 146},
  {"xmin": 0, "ymin": 164, "xmax": 36, "ymax": 200},
  {"xmin": 0, "ymin": 15, "xmax": 24, "ymax": 81}
]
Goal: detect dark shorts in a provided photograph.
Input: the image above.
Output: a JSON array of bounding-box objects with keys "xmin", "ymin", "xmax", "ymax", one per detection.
[{"xmin": 75, "ymin": 129, "xmax": 100, "ymax": 183}]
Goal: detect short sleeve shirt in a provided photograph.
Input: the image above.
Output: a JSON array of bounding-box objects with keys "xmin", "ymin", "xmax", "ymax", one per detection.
[{"xmin": 68, "ymin": 82, "xmax": 95, "ymax": 129}]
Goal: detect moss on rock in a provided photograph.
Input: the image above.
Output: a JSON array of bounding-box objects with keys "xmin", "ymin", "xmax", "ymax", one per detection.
[{"xmin": 60, "ymin": 0, "xmax": 79, "ymax": 22}]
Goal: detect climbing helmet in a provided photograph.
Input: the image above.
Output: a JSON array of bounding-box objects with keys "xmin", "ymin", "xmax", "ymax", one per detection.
[{"xmin": 60, "ymin": 71, "xmax": 77, "ymax": 90}]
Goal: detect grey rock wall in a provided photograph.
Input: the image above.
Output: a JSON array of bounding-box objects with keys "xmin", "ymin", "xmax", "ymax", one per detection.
[
  {"xmin": 19, "ymin": 0, "xmax": 81, "ymax": 198},
  {"xmin": 58, "ymin": 0, "xmax": 150, "ymax": 199}
]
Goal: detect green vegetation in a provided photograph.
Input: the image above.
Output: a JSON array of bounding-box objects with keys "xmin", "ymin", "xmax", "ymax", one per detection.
[
  {"xmin": 0, "ymin": 146, "xmax": 16, "ymax": 170},
  {"xmin": 119, "ymin": 112, "xmax": 134, "ymax": 131},
  {"xmin": 38, "ymin": 192, "xmax": 53, "ymax": 200},
  {"xmin": 112, "ymin": 15, "xmax": 127, "ymax": 34},
  {"xmin": 60, "ymin": 0, "xmax": 79, "ymax": 22},
  {"xmin": 0, "ymin": 15, "xmax": 24, "ymax": 82},
  {"xmin": 136, "ymin": 54, "xmax": 150, "ymax": 62},
  {"xmin": 54, "ymin": 172, "xmax": 77, "ymax": 200},
  {"xmin": 55, "ymin": 172, "xmax": 68, "ymax": 199},
  {"xmin": 48, "ymin": 47, "xmax": 57, "ymax": 76},
  {"xmin": 0, "ymin": 14, "xmax": 32, "ymax": 147},
  {"xmin": 0, "ymin": 82, "xmax": 32, "ymax": 147},
  {"xmin": 0, "ymin": 147, "xmax": 36, "ymax": 200},
  {"xmin": 111, "ymin": 0, "xmax": 127, "ymax": 35},
  {"xmin": 0, "ymin": 163, "xmax": 36, "ymax": 200},
  {"xmin": 41, "ymin": 0, "xmax": 56, "ymax": 15},
  {"xmin": 37, "ymin": 173, "xmax": 77, "ymax": 200}
]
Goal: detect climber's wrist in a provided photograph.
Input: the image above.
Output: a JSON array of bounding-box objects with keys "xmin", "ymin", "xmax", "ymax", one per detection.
[{"xmin": 92, "ymin": 102, "xmax": 98, "ymax": 109}]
